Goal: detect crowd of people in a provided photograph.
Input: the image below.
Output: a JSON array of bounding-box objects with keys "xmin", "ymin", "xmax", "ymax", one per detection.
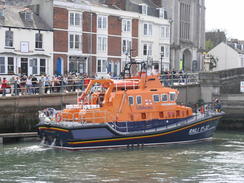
[
  {"xmin": 0, "ymin": 70, "xmax": 198, "ymax": 97},
  {"xmin": 0, "ymin": 74, "xmax": 90, "ymax": 97}
]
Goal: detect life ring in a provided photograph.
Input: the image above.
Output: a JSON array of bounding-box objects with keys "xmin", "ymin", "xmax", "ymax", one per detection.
[{"xmin": 55, "ymin": 112, "xmax": 62, "ymax": 122}]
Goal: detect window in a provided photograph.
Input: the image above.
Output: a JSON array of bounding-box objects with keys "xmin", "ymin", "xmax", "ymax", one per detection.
[
  {"xmin": 136, "ymin": 96, "xmax": 142, "ymax": 105},
  {"xmin": 0, "ymin": 57, "xmax": 5, "ymax": 74},
  {"xmin": 30, "ymin": 58, "xmax": 38, "ymax": 75},
  {"xmin": 40, "ymin": 59, "xmax": 46, "ymax": 75},
  {"xmin": 70, "ymin": 12, "xmax": 82, "ymax": 26},
  {"xmin": 97, "ymin": 59, "xmax": 107, "ymax": 73},
  {"xmin": 5, "ymin": 30, "xmax": 13, "ymax": 47},
  {"xmin": 160, "ymin": 46, "xmax": 165, "ymax": 57},
  {"xmin": 97, "ymin": 15, "xmax": 107, "ymax": 29},
  {"xmin": 35, "ymin": 33, "xmax": 43, "ymax": 49},
  {"xmin": 153, "ymin": 95, "xmax": 160, "ymax": 102},
  {"xmin": 158, "ymin": 8, "xmax": 165, "ymax": 18},
  {"xmin": 8, "ymin": 57, "xmax": 14, "ymax": 74},
  {"xmin": 141, "ymin": 4, "xmax": 148, "ymax": 15},
  {"xmin": 143, "ymin": 43, "xmax": 152, "ymax": 56},
  {"xmin": 180, "ymin": 3, "xmax": 191, "ymax": 40},
  {"xmin": 122, "ymin": 19, "xmax": 131, "ymax": 32},
  {"xmin": 169, "ymin": 92, "xmax": 176, "ymax": 101},
  {"xmin": 160, "ymin": 26, "xmax": 170, "ymax": 39},
  {"xmin": 0, "ymin": 9, "xmax": 4, "ymax": 16},
  {"xmin": 162, "ymin": 94, "xmax": 168, "ymax": 102},
  {"xmin": 122, "ymin": 39, "xmax": 131, "ymax": 55},
  {"xmin": 24, "ymin": 12, "xmax": 32, "ymax": 21},
  {"xmin": 143, "ymin": 23, "xmax": 152, "ymax": 36},
  {"xmin": 160, "ymin": 26, "xmax": 165, "ymax": 38},
  {"xmin": 97, "ymin": 36, "xmax": 107, "ymax": 52},
  {"xmin": 69, "ymin": 34, "xmax": 81, "ymax": 50},
  {"xmin": 128, "ymin": 96, "xmax": 134, "ymax": 105}
]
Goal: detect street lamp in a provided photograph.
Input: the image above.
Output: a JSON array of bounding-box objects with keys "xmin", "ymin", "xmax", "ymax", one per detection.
[{"xmin": 160, "ymin": 53, "xmax": 163, "ymax": 74}]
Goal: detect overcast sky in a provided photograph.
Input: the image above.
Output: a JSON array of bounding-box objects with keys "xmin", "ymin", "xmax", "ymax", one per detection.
[{"xmin": 205, "ymin": 0, "xmax": 244, "ymax": 40}]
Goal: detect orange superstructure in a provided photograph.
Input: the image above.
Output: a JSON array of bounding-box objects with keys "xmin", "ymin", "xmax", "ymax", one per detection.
[{"xmin": 58, "ymin": 73, "xmax": 192, "ymax": 124}]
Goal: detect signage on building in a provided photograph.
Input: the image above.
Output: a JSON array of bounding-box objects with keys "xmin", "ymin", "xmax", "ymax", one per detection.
[
  {"xmin": 241, "ymin": 81, "xmax": 244, "ymax": 93},
  {"xmin": 20, "ymin": 42, "xmax": 29, "ymax": 53}
]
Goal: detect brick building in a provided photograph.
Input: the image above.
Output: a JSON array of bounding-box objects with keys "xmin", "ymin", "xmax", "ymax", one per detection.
[{"xmin": 50, "ymin": 0, "xmax": 170, "ymax": 77}]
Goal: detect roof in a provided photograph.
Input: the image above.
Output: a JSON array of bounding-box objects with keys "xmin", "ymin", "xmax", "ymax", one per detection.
[
  {"xmin": 58, "ymin": 0, "xmax": 162, "ymax": 18},
  {"xmin": 0, "ymin": 5, "xmax": 51, "ymax": 30}
]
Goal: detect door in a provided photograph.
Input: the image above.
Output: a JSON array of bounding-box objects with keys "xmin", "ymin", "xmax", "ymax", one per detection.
[
  {"xmin": 56, "ymin": 57, "xmax": 62, "ymax": 75},
  {"xmin": 21, "ymin": 58, "xmax": 28, "ymax": 76}
]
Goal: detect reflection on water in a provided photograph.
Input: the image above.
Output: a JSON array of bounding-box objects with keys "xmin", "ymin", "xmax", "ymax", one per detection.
[{"xmin": 0, "ymin": 131, "xmax": 244, "ymax": 183}]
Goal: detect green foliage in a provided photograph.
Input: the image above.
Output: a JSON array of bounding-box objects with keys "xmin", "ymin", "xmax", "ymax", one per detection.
[{"xmin": 205, "ymin": 40, "xmax": 214, "ymax": 51}]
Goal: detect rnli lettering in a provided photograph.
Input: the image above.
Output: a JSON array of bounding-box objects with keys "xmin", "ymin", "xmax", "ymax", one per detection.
[
  {"xmin": 136, "ymin": 106, "xmax": 153, "ymax": 110},
  {"xmin": 189, "ymin": 125, "xmax": 210, "ymax": 135}
]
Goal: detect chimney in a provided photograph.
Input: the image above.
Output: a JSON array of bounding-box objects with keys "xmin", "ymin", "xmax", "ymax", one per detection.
[{"xmin": 151, "ymin": 0, "xmax": 162, "ymax": 7}]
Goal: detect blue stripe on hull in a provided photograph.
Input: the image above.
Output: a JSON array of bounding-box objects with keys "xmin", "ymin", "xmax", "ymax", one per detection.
[{"xmin": 38, "ymin": 117, "xmax": 220, "ymax": 150}]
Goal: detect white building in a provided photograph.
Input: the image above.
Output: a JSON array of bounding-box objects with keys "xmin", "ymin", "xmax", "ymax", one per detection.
[
  {"xmin": 0, "ymin": 4, "xmax": 53, "ymax": 78},
  {"xmin": 208, "ymin": 42, "xmax": 244, "ymax": 71}
]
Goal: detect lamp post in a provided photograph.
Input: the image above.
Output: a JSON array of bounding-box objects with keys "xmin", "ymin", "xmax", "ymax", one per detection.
[
  {"xmin": 160, "ymin": 53, "xmax": 163, "ymax": 74},
  {"xmin": 168, "ymin": 18, "xmax": 173, "ymax": 70}
]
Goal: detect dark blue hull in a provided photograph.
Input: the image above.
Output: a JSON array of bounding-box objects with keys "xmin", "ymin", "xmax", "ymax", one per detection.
[{"xmin": 37, "ymin": 115, "xmax": 222, "ymax": 150}]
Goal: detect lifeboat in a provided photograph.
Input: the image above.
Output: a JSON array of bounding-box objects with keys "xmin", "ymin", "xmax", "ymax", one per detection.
[{"xmin": 36, "ymin": 62, "xmax": 224, "ymax": 150}]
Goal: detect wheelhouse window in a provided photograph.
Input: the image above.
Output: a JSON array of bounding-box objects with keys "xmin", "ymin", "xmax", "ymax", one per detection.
[
  {"xmin": 35, "ymin": 33, "xmax": 43, "ymax": 49},
  {"xmin": 169, "ymin": 92, "xmax": 176, "ymax": 102},
  {"xmin": 128, "ymin": 96, "xmax": 134, "ymax": 105},
  {"xmin": 153, "ymin": 94, "xmax": 160, "ymax": 102},
  {"xmin": 0, "ymin": 57, "xmax": 5, "ymax": 74},
  {"xmin": 162, "ymin": 94, "xmax": 168, "ymax": 102},
  {"xmin": 8, "ymin": 57, "xmax": 14, "ymax": 74},
  {"xmin": 136, "ymin": 96, "xmax": 142, "ymax": 105},
  {"xmin": 5, "ymin": 30, "xmax": 13, "ymax": 47}
]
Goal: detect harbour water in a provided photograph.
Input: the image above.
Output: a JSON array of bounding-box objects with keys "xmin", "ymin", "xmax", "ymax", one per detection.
[{"xmin": 0, "ymin": 131, "xmax": 244, "ymax": 183}]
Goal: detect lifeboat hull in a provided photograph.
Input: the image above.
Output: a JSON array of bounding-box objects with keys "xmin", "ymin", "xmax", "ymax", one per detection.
[{"xmin": 37, "ymin": 114, "xmax": 223, "ymax": 151}]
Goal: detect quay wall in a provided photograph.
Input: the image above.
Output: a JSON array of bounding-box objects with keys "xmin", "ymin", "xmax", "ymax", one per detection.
[{"xmin": 0, "ymin": 93, "xmax": 76, "ymax": 133}]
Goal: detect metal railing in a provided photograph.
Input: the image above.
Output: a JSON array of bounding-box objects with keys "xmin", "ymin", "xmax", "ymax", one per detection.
[
  {"xmin": 160, "ymin": 72, "xmax": 199, "ymax": 86},
  {"xmin": 0, "ymin": 73, "xmax": 199, "ymax": 97}
]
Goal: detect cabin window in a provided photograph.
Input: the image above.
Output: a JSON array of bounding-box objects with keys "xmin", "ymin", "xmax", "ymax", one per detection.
[
  {"xmin": 176, "ymin": 110, "xmax": 180, "ymax": 117},
  {"xmin": 136, "ymin": 96, "xmax": 142, "ymax": 105},
  {"xmin": 162, "ymin": 94, "xmax": 168, "ymax": 102},
  {"xmin": 128, "ymin": 96, "xmax": 134, "ymax": 105},
  {"xmin": 153, "ymin": 94, "xmax": 160, "ymax": 102},
  {"xmin": 169, "ymin": 93, "xmax": 176, "ymax": 102},
  {"xmin": 141, "ymin": 113, "xmax": 146, "ymax": 119},
  {"xmin": 159, "ymin": 112, "xmax": 164, "ymax": 118}
]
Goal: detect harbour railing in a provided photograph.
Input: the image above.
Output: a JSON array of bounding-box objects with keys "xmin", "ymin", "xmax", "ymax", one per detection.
[{"xmin": 0, "ymin": 72, "xmax": 199, "ymax": 97}]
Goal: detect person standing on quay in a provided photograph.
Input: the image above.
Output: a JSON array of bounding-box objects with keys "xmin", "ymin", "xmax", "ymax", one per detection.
[{"xmin": 1, "ymin": 77, "xmax": 8, "ymax": 96}]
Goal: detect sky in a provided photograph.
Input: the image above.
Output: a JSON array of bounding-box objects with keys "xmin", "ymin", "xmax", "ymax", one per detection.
[{"xmin": 205, "ymin": 0, "xmax": 244, "ymax": 40}]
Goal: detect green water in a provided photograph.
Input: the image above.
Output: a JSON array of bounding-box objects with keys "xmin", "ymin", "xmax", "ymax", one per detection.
[{"xmin": 0, "ymin": 131, "xmax": 244, "ymax": 183}]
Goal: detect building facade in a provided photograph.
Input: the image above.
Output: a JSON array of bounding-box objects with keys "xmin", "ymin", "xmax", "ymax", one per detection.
[
  {"xmin": 208, "ymin": 42, "xmax": 244, "ymax": 71},
  {"xmin": 51, "ymin": 0, "xmax": 170, "ymax": 77},
  {"xmin": 161, "ymin": 0, "xmax": 205, "ymax": 72},
  {"xmin": 0, "ymin": 3, "xmax": 53, "ymax": 78}
]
